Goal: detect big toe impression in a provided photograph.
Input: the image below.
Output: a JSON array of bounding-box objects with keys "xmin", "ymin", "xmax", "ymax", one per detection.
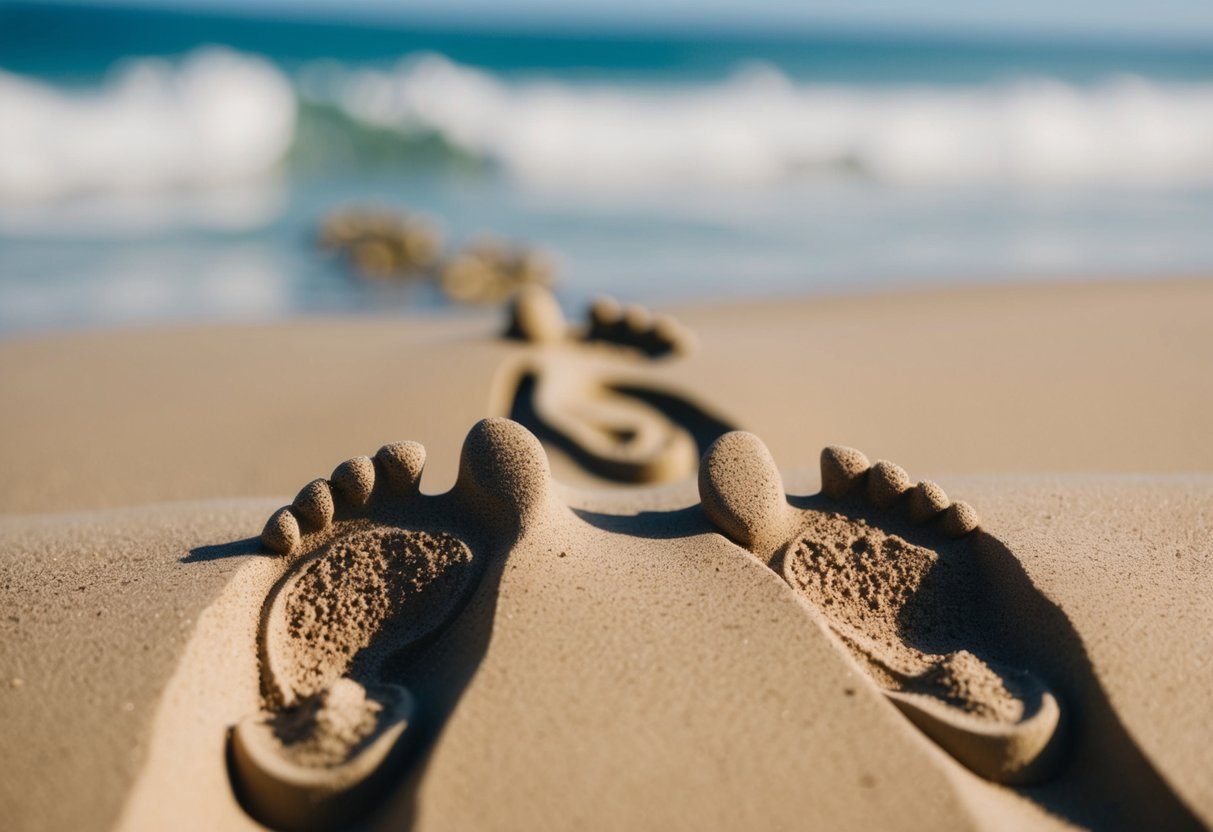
[
  {"xmin": 454, "ymin": 418, "xmax": 555, "ymax": 531},
  {"xmin": 699, "ymin": 431, "xmax": 791, "ymax": 562}
]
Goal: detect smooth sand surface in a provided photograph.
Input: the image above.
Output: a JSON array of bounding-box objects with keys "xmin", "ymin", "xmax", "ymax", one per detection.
[
  {"xmin": 1, "ymin": 277, "xmax": 1210, "ymax": 515},
  {"xmin": 0, "ymin": 502, "xmax": 276, "ymax": 832},
  {"xmin": 1, "ymin": 277, "xmax": 1211, "ymax": 831}
]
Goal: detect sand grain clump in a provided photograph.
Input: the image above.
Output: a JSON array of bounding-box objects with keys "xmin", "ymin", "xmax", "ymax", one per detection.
[
  {"xmin": 269, "ymin": 678, "xmax": 385, "ymax": 768},
  {"xmin": 281, "ymin": 528, "xmax": 474, "ymax": 700},
  {"xmin": 908, "ymin": 651, "xmax": 1023, "ymax": 723}
]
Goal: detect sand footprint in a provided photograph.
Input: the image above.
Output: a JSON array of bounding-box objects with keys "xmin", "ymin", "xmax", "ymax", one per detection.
[
  {"xmin": 496, "ymin": 286, "xmax": 734, "ymax": 483},
  {"xmin": 698, "ymin": 432, "xmax": 1066, "ymax": 785},
  {"xmin": 232, "ymin": 418, "xmax": 554, "ymax": 832}
]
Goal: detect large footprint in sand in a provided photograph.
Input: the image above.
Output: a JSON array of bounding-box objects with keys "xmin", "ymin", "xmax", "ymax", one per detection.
[
  {"xmin": 493, "ymin": 286, "xmax": 735, "ymax": 484},
  {"xmin": 232, "ymin": 419, "xmax": 554, "ymax": 832},
  {"xmin": 698, "ymin": 431, "xmax": 1067, "ymax": 785}
]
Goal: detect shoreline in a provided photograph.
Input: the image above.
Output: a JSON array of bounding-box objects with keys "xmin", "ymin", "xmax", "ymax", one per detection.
[{"xmin": 3, "ymin": 270, "xmax": 1210, "ymax": 346}]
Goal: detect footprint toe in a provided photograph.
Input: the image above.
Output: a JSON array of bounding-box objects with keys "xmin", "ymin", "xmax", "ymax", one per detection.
[
  {"xmin": 622, "ymin": 304, "xmax": 654, "ymax": 334},
  {"xmin": 331, "ymin": 456, "xmax": 375, "ymax": 509},
  {"xmin": 652, "ymin": 313, "xmax": 696, "ymax": 355},
  {"xmin": 699, "ymin": 431, "xmax": 789, "ymax": 560},
  {"xmin": 454, "ymin": 417, "xmax": 553, "ymax": 528},
  {"xmin": 292, "ymin": 479, "xmax": 335, "ymax": 530},
  {"xmin": 909, "ymin": 480, "xmax": 950, "ymax": 524},
  {"xmin": 262, "ymin": 507, "xmax": 301, "ymax": 556},
  {"xmin": 820, "ymin": 445, "xmax": 871, "ymax": 499},
  {"xmin": 589, "ymin": 295, "xmax": 623, "ymax": 331},
  {"xmin": 867, "ymin": 460, "xmax": 912, "ymax": 508},
  {"xmin": 507, "ymin": 286, "xmax": 565, "ymax": 344},
  {"xmin": 375, "ymin": 441, "xmax": 426, "ymax": 496},
  {"xmin": 940, "ymin": 501, "xmax": 980, "ymax": 537}
]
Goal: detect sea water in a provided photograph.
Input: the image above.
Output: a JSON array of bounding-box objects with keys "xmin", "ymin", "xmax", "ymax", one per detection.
[{"xmin": 2, "ymin": 3, "xmax": 1212, "ymax": 333}]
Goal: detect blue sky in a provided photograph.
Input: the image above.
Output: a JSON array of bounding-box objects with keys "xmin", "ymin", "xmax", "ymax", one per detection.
[{"xmin": 60, "ymin": 0, "xmax": 1213, "ymax": 41}]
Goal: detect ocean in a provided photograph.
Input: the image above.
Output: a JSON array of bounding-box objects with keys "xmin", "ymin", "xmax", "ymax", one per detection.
[{"xmin": 3, "ymin": 2, "xmax": 1213, "ymax": 334}]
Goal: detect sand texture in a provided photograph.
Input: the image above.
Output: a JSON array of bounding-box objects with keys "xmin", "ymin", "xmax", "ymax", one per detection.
[
  {"xmin": 2, "ymin": 459, "xmax": 1210, "ymax": 830},
  {"xmin": 1, "ymin": 278, "xmax": 1211, "ymax": 831},
  {"xmin": 2, "ymin": 277, "xmax": 1210, "ymax": 515}
]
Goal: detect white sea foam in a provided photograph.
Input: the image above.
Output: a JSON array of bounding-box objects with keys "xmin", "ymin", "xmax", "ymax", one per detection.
[
  {"xmin": 0, "ymin": 49, "xmax": 296, "ymax": 201},
  {"xmin": 315, "ymin": 54, "xmax": 1213, "ymax": 188},
  {"xmin": 5, "ymin": 49, "xmax": 1213, "ymax": 203}
]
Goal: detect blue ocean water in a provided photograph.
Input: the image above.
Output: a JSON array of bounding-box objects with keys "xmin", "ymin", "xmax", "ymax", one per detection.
[{"xmin": 2, "ymin": 3, "xmax": 1213, "ymax": 334}]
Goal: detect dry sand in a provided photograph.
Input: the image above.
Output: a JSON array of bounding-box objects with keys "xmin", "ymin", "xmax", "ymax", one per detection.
[
  {"xmin": 1, "ymin": 277, "xmax": 1211, "ymax": 831},
  {"xmin": 1, "ymin": 276, "xmax": 1209, "ymax": 514}
]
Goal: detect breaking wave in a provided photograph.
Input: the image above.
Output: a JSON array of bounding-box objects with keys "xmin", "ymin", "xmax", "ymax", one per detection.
[
  {"xmin": 4, "ymin": 48, "xmax": 1213, "ymax": 201},
  {"xmin": 309, "ymin": 54, "xmax": 1213, "ymax": 188},
  {"xmin": 0, "ymin": 49, "xmax": 296, "ymax": 200}
]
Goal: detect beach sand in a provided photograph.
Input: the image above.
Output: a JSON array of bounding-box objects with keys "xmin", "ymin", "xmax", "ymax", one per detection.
[
  {"xmin": 2, "ymin": 276, "xmax": 1209, "ymax": 515},
  {"xmin": 1, "ymin": 277, "xmax": 1211, "ymax": 831}
]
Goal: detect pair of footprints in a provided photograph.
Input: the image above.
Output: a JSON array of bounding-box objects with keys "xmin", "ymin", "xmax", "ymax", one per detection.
[{"xmin": 236, "ymin": 419, "xmax": 1065, "ymax": 830}]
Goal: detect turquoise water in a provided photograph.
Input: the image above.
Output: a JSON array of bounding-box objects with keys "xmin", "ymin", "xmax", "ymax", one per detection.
[{"xmin": 2, "ymin": 3, "xmax": 1212, "ymax": 333}]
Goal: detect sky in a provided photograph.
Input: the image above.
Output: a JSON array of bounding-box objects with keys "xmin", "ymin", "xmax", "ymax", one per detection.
[{"xmin": 55, "ymin": 0, "xmax": 1213, "ymax": 42}]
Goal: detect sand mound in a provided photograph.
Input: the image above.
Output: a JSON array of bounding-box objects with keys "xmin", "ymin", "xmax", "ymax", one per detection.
[{"xmin": 267, "ymin": 678, "xmax": 385, "ymax": 768}]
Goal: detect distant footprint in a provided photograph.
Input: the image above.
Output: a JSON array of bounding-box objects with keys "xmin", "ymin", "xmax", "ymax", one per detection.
[
  {"xmin": 232, "ymin": 418, "xmax": 555, "ymax": 832},
  {"xmin": 496, "ymin": 286, "xmax": 734, "ymax": 483},
  {"xmin": 698, "ymin": 432, "xmax": 1066, "ymax": 784}
]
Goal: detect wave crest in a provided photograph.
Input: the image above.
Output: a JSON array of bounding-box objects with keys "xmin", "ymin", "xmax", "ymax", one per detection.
[
  {"xmin": 4, "ymin": 49, "xmax": 1213, "ymax": 200},
  {"xmin": 0, "ymin": 49, "xmax": 296, "ymax": 200},
  {"xmin": 311, "ymin": 54, "xmax": 1213, "ymax": 187}
]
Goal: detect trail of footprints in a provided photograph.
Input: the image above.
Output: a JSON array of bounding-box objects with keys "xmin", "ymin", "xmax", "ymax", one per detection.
[{"xmin": 236, "ymin": 420, "xmax": 1064, "ymax": 831}]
